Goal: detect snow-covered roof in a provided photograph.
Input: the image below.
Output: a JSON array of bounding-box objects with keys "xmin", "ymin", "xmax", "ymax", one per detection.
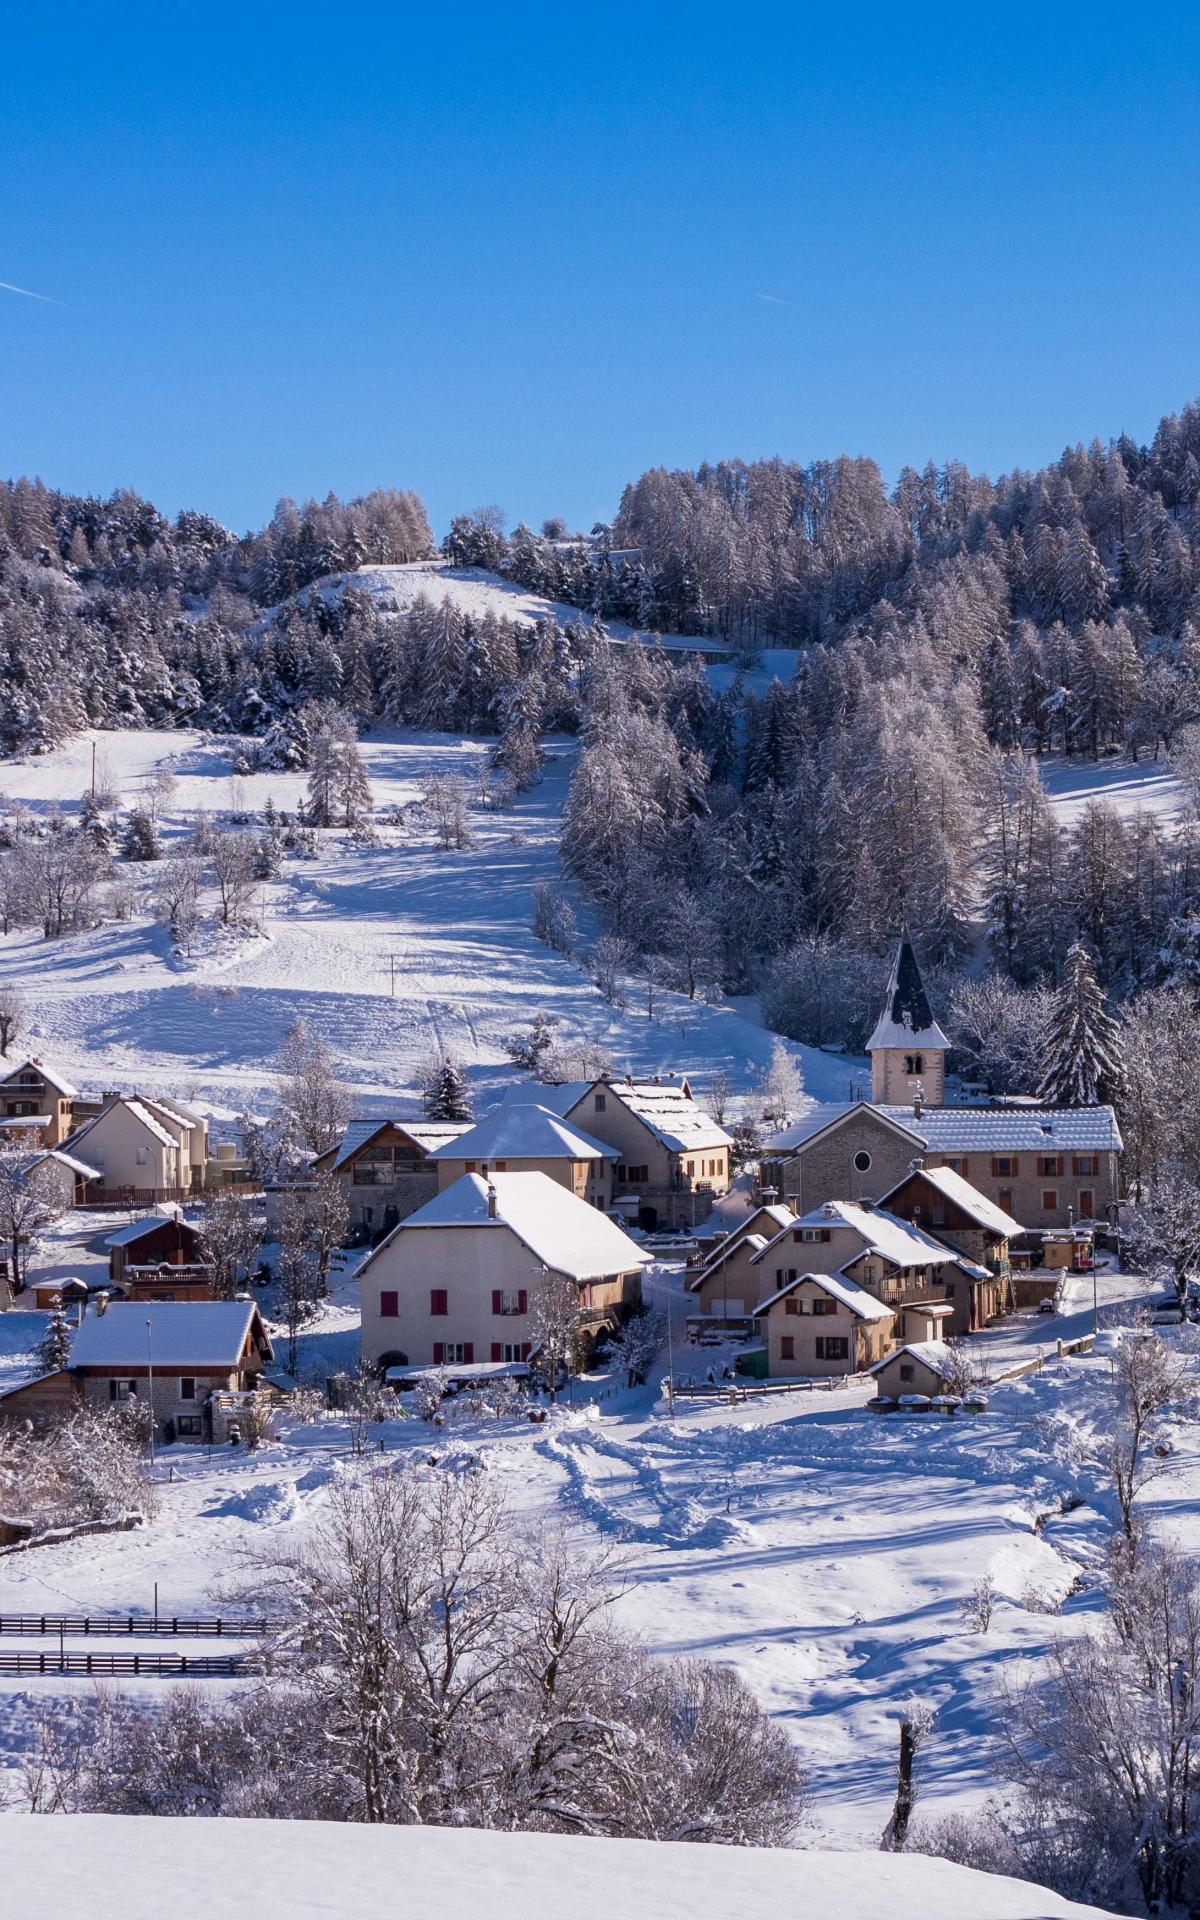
[
  {"xmin": 765, "ymin": 1100, "xmax": 1122, "ymax": 1156},
  {"xmin": 360, "ymin": 1172, "xmax": 649, "ymax": 1282},
  {"xmin": 877, "ymin": 1104, "xmax": 1123, "ymax": 1152},
  {"xmin": 751, "ymin": 1201, "xmax": 963, "ymax": 1272},
  {"xmin": 143, "ymin": 1095, "xmax": 203, "ymax": 1131},
  {"xmin": 70, "ymin": 1299, "xmax": 270, "ymax": 1369},
  {"xmin": 752, "ymin": 1269, "xmax": 894, "ymax": 1322},
  {"xmin": 867, "ymin": 934, "xmax": 951, "ymax": 1054},
  {"xmin": 0, "ymin": 1114, "xmax": 53, "ymax": 1130},
  {"xmin": 430, "ymin": 1105, "xmax": 617, "ymax": 1165},
  {"xmin": 1, "ymin": 1056, "xmax": 77, "ymax": 1098},
  {"xmin": 65, "ymin": 1097, "xmax": 178, "ymax": 1154},
  {"xmin": 103, "ymin": 1208, "xmax": 185, "ymax": 1249},
  {"xmin": 602, "ymin": 1080, "xmax": 733, "ymax": 1153},
  {"xmin": 500, "ymin": 1081, "xmax": 594, "ymax": 1116},
  {"xmin": 685, "ymin": 1204, "xmax": 795, "ymax": 1291},
  {"xmin": 36, "ymin": 1147, "xmax": 102, "ymax": 1181},
  {"xmin": 880, "ymin": 1165, "xmax": 1024, "ymax": 1238},
  {"xmin": 323, "ymin": 1118, "xmax": 472, "ymax": 1173},
  {"xmin": 869, "ymin": 1341, "xmax": 956, "ymax": 1379}
]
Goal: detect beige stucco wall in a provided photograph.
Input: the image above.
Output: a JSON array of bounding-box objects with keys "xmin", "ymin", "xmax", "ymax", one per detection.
[
  {"xmin": 872, "ymin": 1350, "xmax": 952, "ymax": 1399},
  {"xmin": 564, "ymin": 1088, "xmax": 730, "ymax": 1208},
  {"xmin": 435, "ymin": 1154, "xmax": 613, "ymax": 1209},
  {"xmin": 360, "ymin": 1222, "xmax": 641, "ymax": 1369},
  {"xmin": 693, "ymin": 1240, "xmax": 764, "ymax": 1317},
  {"xmin": 82, "ymin": 1103, "xmax": 178, "ymax": 1192},
  {"xmin": 760, "ymin": 1283, "xmax": 893, "ymax": 1377}
]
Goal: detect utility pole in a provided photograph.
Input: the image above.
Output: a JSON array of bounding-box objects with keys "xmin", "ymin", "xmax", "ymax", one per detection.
[{"xmin": 146, "ymin": 1317, "xmax": 156, "ymax": 1472}]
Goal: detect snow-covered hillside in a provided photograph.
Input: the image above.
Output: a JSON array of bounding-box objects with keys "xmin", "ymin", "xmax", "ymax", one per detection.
[
  {"xmin": 1, "ymin": 1814, "xmax": 1120, "ymax": 1919},
  {"xmin": 0, "ymin": 727, "xmax": 857, "ymax": 1125},
  {"xmin": 1041, "ymin": 752, "xmax": 1186, "ymax": 831}
]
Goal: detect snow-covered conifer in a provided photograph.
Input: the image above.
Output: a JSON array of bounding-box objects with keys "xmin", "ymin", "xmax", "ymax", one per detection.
[{"xmin": 1037, "ymin": 941, "xmax": 1125, "ymax": 1106}]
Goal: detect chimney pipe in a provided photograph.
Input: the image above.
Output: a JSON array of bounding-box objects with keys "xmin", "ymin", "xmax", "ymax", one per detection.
[
  {"xmin": 95, "ymin": 1291, "xmax": 110, "ymax": 1317},
  {"xmin": 486, "ymin": 1182, "xmax": 498, "ymax": 1219}
]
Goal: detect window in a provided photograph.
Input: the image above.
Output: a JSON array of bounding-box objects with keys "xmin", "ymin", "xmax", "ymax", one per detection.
[
  {"xmin": 430, "ymin": 1288, "xmax": 448, "ymax": 1316},
  {"xmin": 687, "ymin": 1160, "xmax": 695, "ymax": 1175},
  {"xmin": 179, "ymin": 1377, "xmax": 196, "ymax": 1401},
  {"xmin": 815, "ymin": 1336, "xmax": 849, "ymax": 1361},
  {"xmin": 900, "ymin": 1362, "xmax": 914, "ymax": 1382},
  {"xmin": 780, "ymin": 1335, "xmax": 795, "ymax": 1360},
  {"xmin": 492, "ymin": 1289, "xmax": 528, "ymax": 1316},
  {"xmin": 108, "ymin": 1379, "xmax": 137, "ymax": 1400},
  {"xmin": 945, "ymin": 1156, "xmax": 968, "ymax": 1176},
  {"xmin": 904, "ymin": 1054, "xmax": 923, "ymax": 1076},
  {"xmin": 380, "ymin": 1290, "xmax": 399, "ymax": 1319},
  {"xmin": 797, "ymin": 1227, "xmax": 830, "ymax": 1243},
  {"xmin": 999, "ymin": 1187, "xmax": 1014, "ymax": 1214},
  {"xmin": 1037, "ymin": 1156, "xmax": 1063, "ymax": 1177},
  {"xmin": 1079, "ymin": 1189, "xmax": 1095, "ymax": 1218},
  {"xmin": 494, "ymin": 1342, "xmax": 527, "ymax": 1363},
  {"xmin": 991, "ymin": 1156, "xmax": 1018, "ymax": 1178},
  {"xmin": 812, "ymin": 1297, "xmax": 836, "ymax": 1316},
  {"xmin": 594, "ymin": 1094, "xmax": 606, "ymax": 1113},
  {"xmin": 176, "ymin": 1414, "xmax": 202, "ymax": 1437},
  {"xmin": 439, "ymin": 1342, "xmax": 472, "ymax": 1364},
  {"xmin": 931, "ymin": 1203, "xmax": 946, "ymax": 1226},
  {"xmin": 353, "ymin": 1152, "xmax": 393, "ymax": 1185},
  {"xmin": 464, "ymin": 1160, "xmax": 477, "ymax": 1173},
  {"xmin": 1042, "ymin": 1190, "xmax": 1057, "ymax": 1212},
  {"xmin": 1073, "ymin": 1155, "xmax": 1099, "ymax": 1176},
  {"xmin": 853, "ymin": 1149, "xmax": 872, "ymax": 1174},
  {"xmin": 784, "ymin": 1296, "xmax": 800, "ymax": 1315},
  {"xmin": 136, "ymin": 1146, "xmax": 148, "ymax": 1167}
]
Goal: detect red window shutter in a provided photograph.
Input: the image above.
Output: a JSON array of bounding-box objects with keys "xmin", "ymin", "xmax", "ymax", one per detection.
[
  {"xmin": 430, "ymin": 1288, "xmax": 447, "ymax": 1316},
  {"xmin": 463, "ymin": 1343, "xmax": 474, "ymax": 1363},
  {"xmin": 780, "ymin": 1336, "xmax": 794, "ymax": 1360},
  {"xmin": 990, "ymin": 1158, "xmax": 1000, "ymax": 1178},
  {"xmin": 491, "ymin": 1343, "xmax": 502, "ymax": 1363},
  {"xmin": 492, "ymin": 1290, "xmax": 502, "ymax": 1315},
  {"xmin": 517, "ymin": 1288, "xmax": 528, "ymax": 1314},
  {"xmin": 521, "ymin": 1342, "xmax": 531, "ymax": 1360},
  {"xmin": 380, "ymin": 1290, "xmax": 398, "ymax": 1319},
  {"xmin": 433, "ymin": 1342, "xmax": 445, "ymax": 1364},
  {"xmin": 959, "ymin": 1157, "xmax": 968, "ymax": 1177}
]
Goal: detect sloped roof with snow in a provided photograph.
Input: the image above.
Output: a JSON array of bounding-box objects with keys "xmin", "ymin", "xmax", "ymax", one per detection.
[
  {"xmin": 430, "ymin": 1105, "xmax": 617, "ymax": 1165},
  {"xmin": 1, "ymin": 1056, "xmax": 78, "ymax": 1098},
  {"xmin": 104, "ymin": 1209, "xmax": 185, "ymax": 1249},
  {"xmin": 360, "ymin": 1172, "xmax": 649, "ymax": 1282},
  {"xmin": 65, "ymin": 1098, "xmax": 178, "ymax": 1154},
  {"xmin": 869, "ymin": 1341, "xmax": 957, "ymax": 1380},
  {"xmin": 685, "ymin": 1203, "xmax": 795, "ymax": 1291},
  {"xmin": 752, "ymin": 1269, "xmax": 894, "ymax": 1322},
  {"xmin": 143, "ymin": 1095, "xmax": 202, "ymax": 1131},
  {"xmin": 322, "ymin": 1117, "xmax": 472, "ymax": 1173},
  {"xmin": 500, "ymin": 1081, "xmax": 596, "ymax": 1116},
  {"xmin": 36, "ymin": 1147, "xmax": 102, "ymax": 1181},
  {"xmin": 882, "ymin": 1165, "xmax": 1024, "ymax": 1237},
  {"xmin": 603, "ymin": 1080, "xmax": 733, "ymax": 1153},
  {"xmin": 765, "ymin": 1100, "xmax": 1122, "ymax": 1156},
  {"xmin": 70, "ymin": 1299, "xmax": 269, "ymax": 1369},
  {"xmin": 752, "ymin": 1201, "xmax": 963, "ymax": 1271}
]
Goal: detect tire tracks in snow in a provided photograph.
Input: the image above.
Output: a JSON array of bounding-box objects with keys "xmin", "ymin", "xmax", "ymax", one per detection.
[{"xmin": 540, "ymin": 1423, "xmax": 742, "ymax": 1549}]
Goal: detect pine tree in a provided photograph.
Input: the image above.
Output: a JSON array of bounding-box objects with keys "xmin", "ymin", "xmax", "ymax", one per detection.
[
  {"xmin": 30, "ymin": 1308, "xmax": 73, "ymax": 1376},
  {"xmin": 1037, "ymin": 941, "xmax": 1126, "ymax": 1107},
  {"xmin": 420, "ymin": 1054, "xmax": 473, "ymax": 1123},
  {"xmin": 120, "ymin": 806, "xmax": 161, "ymax": 861}
]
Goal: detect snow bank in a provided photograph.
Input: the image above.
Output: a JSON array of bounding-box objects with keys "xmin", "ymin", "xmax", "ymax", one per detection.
[{"xmin": 1, "ymin": 1814, "xmax": 1120, "ymax": 1919}]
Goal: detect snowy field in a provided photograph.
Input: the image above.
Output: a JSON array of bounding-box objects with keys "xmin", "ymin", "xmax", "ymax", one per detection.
[
  {"xmin": 1040, "ymin": 752, "xmax": 1187, "ymax": 831},
  {"xmin": 0, "ymin": 1253, "xmax": 1166, "ymax": 1849},
  {"xmin": 2, "ymin": 1813, "xmax": 1121, "ymax": 1919},
  {"xmin": 0, "ymin": 726, "xmax": 852, "ymax": 1129}
]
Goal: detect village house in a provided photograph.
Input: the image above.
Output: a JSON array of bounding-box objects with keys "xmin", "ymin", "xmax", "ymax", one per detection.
[
  {"xmin": 61, "ymin": 1096, "xmax": 188, "ymax": 1202},
  {"xmin": 104, "ymin": 1210, "xmax": 214, "ymax": 1299},
  {"xmin": 749, "ymin": 1199, "xmax": 990, "ymax": 1341},
  {"xmin": 359, "ymin": 1170, "xmax": 649, "ymax": 1375},
  {"xmin": 310, "ymin": 1118, "xmax": 473, "ymax": 1236},
  {"xmin": 877, "ymin": 1165, "xmax": 1021, "ymax": 1327},
  {"xmin": 870, "ymin": 1341, "xmax": 964, "ymax": 1403},
  {"xmin": 429, "ymin": 1104, "xmax": 617, "ymax": 1208},
  {"xmin": 504, "ymin": 1074, "xmax": 733, "ymax": 1229},
  {"xmin": 0, "ymin": 1056, "xmax": 77, "ymax": 1147},
  {"xmin": 684, "ymin": 1202, "xmax": 796, "ymax": 1334},
  {"xmin": 0, "ymin": 1297, "xmax": 275, "ymax": 1442},
  {"xmin": 760, "ymin": 936, "xmax": 1122, "ymax": 1231},
  {"xmin": 751, "ymin": 1270, "xmax": 894, "ymax": 1378}
]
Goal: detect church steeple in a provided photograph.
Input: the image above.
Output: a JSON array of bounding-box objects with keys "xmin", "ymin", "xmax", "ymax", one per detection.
[{"xmin": 868, "ymin": 930, "xmax": 950, "ymax": 1106}]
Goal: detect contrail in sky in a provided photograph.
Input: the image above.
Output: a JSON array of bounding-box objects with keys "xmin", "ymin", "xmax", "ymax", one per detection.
[
  {"xmin": 0, "ymin": 278, "xmax": 62, "ymax": 305},
  {"xmin": 755, "ymin": 291, "xmax": 795, "ymax": 307}
]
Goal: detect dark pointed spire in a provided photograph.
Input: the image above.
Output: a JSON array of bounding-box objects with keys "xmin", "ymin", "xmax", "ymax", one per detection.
[{"xmin": 868, "ymin": 929, "xmax": 950, "ymax": 1051}]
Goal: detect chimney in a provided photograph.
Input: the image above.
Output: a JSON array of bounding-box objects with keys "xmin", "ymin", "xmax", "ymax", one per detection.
[
  {"xmin": 822, "ymin": 1202, "xmax": 836, "ymax": 1219},
  {"xmin": 486, "ymin": 1182, "xmax": 498, "ymax": 1219},
  {"xmin": 913, "ymin": 1086, "xmax": 923, "ymax": 1120},
  {"xmin": 95, "ymin": 1291, "xmax": 110, "ymax": 1317}
]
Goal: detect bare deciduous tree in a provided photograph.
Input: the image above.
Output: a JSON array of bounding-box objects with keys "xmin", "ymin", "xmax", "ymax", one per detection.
[
  {"xmin": 0, "ymin": 1152, "xmax": 66, "ymax": 1306},
  {"xmin": 198, "ymin": 1187, "xmax": 263, "ymax": 1300},
  {"xmin": 0, "ymin": 982, "xmax": 24, "ymax": 1055},
  {"xmin": 277, "ymin": 1018, "xmax": 348, "ymax": 1157}
]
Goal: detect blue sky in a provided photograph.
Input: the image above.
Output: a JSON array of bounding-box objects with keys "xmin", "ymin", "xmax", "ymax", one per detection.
[{"xmin": 1, "ymin": 2, "xmax": 1198, "ymax": 537}]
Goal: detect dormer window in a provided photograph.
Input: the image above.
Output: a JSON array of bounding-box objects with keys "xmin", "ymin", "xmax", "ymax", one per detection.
[{"xmin": 904, "ymin": 1054, "xmax": 924, "ymax": 1076}]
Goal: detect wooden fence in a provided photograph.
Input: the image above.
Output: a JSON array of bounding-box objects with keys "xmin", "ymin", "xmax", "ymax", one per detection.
[
  {"xmin": 0, "ymin": 1614, "xmax": 283, "ymax": 1638},
  {"xmin": 0, "ymin": 1650, "xmax": 251, "ymax": 1677}
]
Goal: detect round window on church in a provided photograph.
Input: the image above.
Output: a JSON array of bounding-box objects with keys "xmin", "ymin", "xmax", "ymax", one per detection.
[{"xmin": 853, "ymin": 1150, "xmax": 872, "ymax": 1173}]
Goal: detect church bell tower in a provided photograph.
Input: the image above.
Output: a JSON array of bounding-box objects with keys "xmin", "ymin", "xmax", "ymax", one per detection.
[{"xmin": 868, "ymin": 931, "xmax": 949, "ymax": 1107}]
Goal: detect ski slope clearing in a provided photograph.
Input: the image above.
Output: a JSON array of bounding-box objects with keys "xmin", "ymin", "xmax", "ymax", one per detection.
[
  {"xmin": 0, "ymin": 1814, "xmax": 1121, "ymax": 1919},
  {"xmin": 0, "ymin": 727, "xmax": 853, "ymax": 1124},
  {"xmin": 1041, "ymin": 752, "xmax": 1187, "ymax": 830}
]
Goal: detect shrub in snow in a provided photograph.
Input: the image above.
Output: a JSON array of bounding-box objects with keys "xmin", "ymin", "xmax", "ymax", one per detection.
[{"xmin": 959, "ymin": 1574, "xmax": 995, "ymax": 1635}]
